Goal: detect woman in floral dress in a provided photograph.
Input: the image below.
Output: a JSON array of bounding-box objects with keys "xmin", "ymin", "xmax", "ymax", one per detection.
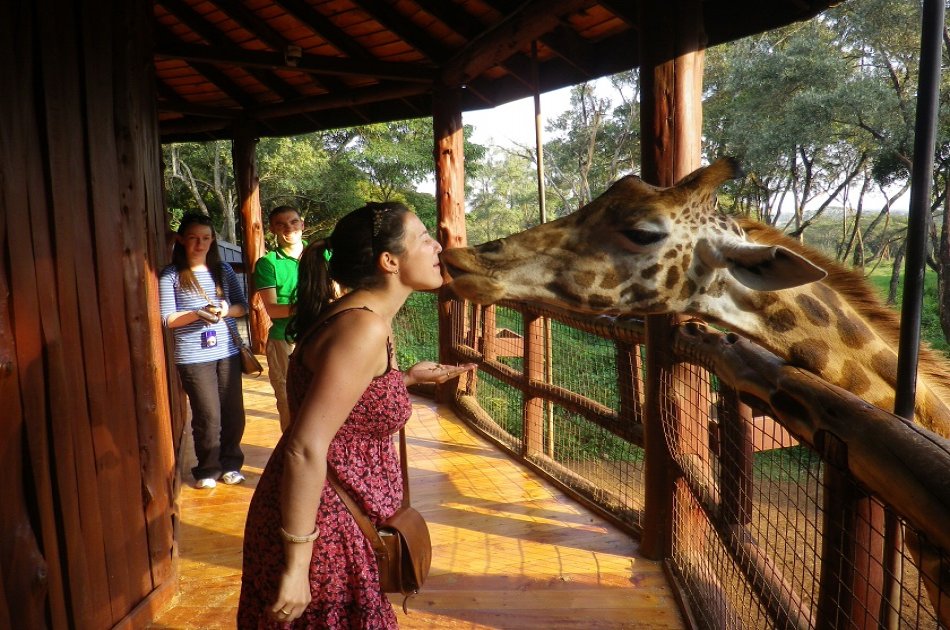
[{"xmin": 238, "ymin": 202, "xmax": 475, "ymax": 629}]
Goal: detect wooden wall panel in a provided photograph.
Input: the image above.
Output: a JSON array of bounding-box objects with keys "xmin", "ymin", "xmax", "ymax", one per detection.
[
  {"xmin": 38, "ymin": 1, "xmax": 114, "ymax": 624},
  {"xmin": 1, "ymin": 4, "xmax": 71, "ymax": 626},
  {"xmin": 104, "ymin": 0, "xmax": 178, "ymax": 593},
  {"xmin": 0, "ymin": 0, "xmax": 177, "ymax": 627},
  {"xmin": 0, "ymin": 8, "xmax": 50, "ymax": 617}
]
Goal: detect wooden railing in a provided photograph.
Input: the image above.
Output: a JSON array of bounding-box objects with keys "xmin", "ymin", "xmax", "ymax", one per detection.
[{"xmin": 442, "ymin": 298, "xmax": 950, "ymax": 629}]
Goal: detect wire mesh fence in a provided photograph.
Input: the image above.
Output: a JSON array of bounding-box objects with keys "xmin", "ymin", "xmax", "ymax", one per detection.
[{"xmin": 395, "ymin": 294, "xmax": 950, "ymax": 628}]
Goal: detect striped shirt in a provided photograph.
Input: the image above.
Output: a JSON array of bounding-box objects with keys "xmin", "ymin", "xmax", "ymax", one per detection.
[{"xmin": 159, "ymin": 263, "xmax": 249, "ymax": 365}]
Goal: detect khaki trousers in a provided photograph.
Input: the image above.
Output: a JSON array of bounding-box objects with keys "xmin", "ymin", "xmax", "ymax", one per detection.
[{"xmin": 265, "ymin": 338, "xmax": 294, "ymax": 431}]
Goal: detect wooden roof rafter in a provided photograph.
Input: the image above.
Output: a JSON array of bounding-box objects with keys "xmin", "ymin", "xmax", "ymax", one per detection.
[
  {"xmin": 205, "ymin": 0, "xmax": 338, "ymax": 93},
  {"xmin": 158, "ymin": 0, "xmax": 303, "ymax": 102},
  {"xmin": 154, "ymin": 0, "xmax": 845, "ymax": 142},
  {"xmin": 411, "ymin": 0, "xmax": 537, "ymax": 93},
  {"xmin": 350, "ymin": 0, "xmax": 453, "ymax": 63}
]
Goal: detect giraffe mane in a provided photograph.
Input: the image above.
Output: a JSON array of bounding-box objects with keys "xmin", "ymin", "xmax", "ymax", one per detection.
[{"xmin": 738, "ymin": 218, "xmax": 950, "ymax": 404}]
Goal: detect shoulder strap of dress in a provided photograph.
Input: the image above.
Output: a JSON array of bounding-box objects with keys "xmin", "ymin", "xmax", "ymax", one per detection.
[{"xmin": 296, "ymin": 306, "xmax": 373, "ymax": 347}]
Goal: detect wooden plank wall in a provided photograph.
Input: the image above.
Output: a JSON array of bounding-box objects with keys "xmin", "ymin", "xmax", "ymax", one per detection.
[{"xmin": 0, "ymin": 1, "xmax": 178, "ymax": 628}]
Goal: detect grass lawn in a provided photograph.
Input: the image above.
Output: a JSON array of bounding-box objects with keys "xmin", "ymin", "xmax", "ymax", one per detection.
[{"xmin": 864, "ymin": 261, "xmax": 950, "ymax": 356}]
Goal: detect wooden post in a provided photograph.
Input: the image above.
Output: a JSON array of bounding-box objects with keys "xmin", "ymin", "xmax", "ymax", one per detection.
[
  {"xmin": 616, "ymin": 341, "xmax": 644, "ymax": 433},
  {"xmin": 524, "ymin": 311, "xmax": 545, "ymax": 457},
  {"xmin": 433, "ymin": 87, "xmax": 466, "ymax": 403},
  {"xmin": 717, "ymin": 389, "xmax": 753, "ymax": 524},
  {"xmin": 231, "ymin": 125, "xmax": 268, "ymax": 353},
  {"xmin": 638, "ymin": 0, "xmax": 706, "ymax": 560}
]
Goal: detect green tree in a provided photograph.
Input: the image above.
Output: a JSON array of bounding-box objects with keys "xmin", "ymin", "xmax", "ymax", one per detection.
[
  {"xmin": 163, "ymin": 141, "xmax": 238, "ymax": 242},
  {"xmin": 543, "ymin": 74, "xmax": 641, "ymax": 217}
]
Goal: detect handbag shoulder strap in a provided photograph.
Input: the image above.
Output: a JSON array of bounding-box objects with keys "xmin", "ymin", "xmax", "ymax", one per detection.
[
  {"xmin": 329, "ymin": 426, "xmax": 410, "ymax": 537},
  {"xmin": 397, "ymin": 426, "xmax": 410, "ymax": 509},
  {"xmin": 223, "ymin": 318, "xmax": 244, "ymax": 347},
  {"xmin": 327, "ymin": 468, "xmax": 388, "ymax": 555}
]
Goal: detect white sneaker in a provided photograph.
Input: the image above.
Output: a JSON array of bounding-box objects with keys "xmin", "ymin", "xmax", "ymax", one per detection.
[
  {"xmin": 195, "ymin": 478, "xmax": 217, "ymax": 489},
  {"xmin": 221, "ymin": 471, "xmax": 245, "ymax": 485}
]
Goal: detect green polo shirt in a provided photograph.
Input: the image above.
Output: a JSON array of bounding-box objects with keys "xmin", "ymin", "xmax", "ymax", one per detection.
[{"xmin": 254, "ymin": 243, "xmax": 305, "ymax": 341}]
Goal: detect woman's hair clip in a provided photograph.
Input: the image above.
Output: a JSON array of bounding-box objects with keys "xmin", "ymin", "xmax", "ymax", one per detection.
[
  {"xmin": 323, "ymin": 247, "xmax": 333, "ymax": 263},
  {"xmin": 371, "ymin": 204, "xmax": 396, "ymax": 237}
]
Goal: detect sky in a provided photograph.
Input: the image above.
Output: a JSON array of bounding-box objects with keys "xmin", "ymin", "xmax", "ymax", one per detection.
[
  {"xmin": 435, "ymin": 83, "xmax": 912, "ymax": 215},
  {"xmin": 462, "ymin": 84, "xmax": 576, "ymax": 149}
]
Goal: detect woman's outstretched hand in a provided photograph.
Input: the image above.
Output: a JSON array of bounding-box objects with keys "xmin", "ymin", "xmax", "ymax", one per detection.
[{"xmin": 404, "ymin": 361, "xmax": 477, "ymax": 387}]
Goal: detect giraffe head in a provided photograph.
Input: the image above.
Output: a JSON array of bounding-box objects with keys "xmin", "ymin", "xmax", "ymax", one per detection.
[{"xmin": 443, "ymin": 158, "xmax": 827, "ymax": 315}]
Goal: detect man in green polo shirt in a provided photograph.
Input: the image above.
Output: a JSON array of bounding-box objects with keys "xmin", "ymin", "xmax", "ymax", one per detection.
[{"xmin": 254, "ymin": 205, "xmax": 306, "ymax": 431}]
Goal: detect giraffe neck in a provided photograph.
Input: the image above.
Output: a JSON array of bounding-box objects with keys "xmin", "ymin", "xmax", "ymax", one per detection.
[{"xmin": 695, "ymin": 277, "xmax": 950, "ymax": 439}]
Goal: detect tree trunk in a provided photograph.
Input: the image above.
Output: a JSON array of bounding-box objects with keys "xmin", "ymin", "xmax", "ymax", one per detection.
[
  {"xmin": 888, "ymin": 242, "xmax": 906, "ymax": 306},
  {"xmin": 938, "ymin": 174, "xmax": 950, "ymax": 343}
]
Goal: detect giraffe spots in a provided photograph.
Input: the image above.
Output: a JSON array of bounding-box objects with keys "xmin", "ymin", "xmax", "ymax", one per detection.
[
  {"xmin": 788, "ymin": 339, "xmax": 830, "ymax": 372},
  {"xmin": 621, "ymin": 285, "xmax": 659, "ymax": 303},
  {"xmin": 599, "ymin": 271, "xmax": 622, "ymax": 290},
  {"xmin": 544, "ymin": 279, "xmax": 585, "ymax": 305},
  {"xmin": 765, "ymin": 307, "xmax": 796, "ymax": 333},
  {"xmin": 838, "ymin": 315, "xmax": 873, "ymax": 348},
  {"xmin": 795, "ymin": 293, "xmax": 831, "ymax": 327},
  {"xmin": 664, "ymin": 249, "xmax": 679, "ymax": 259},
  {"xmin": 871, "ymin": 349, "xmax": 898, "ymax": 381},
  {"xmin": 588, "ymin": 294, "xmax": 616, "ymax": 309},
  {"xmin": 679, "ymin": 278, "xmax": 697, "ymax": 301},
  {"xmin": 534, "ymin": 232, "xmax": 566, "ymax": 250},
  {"xmin": 839, "ymin": 360, "xmax": 871, "ymax": 395},
  {"xmin": 814, "ymin": 283, "xmax": 843, "ymax": 310},
  {"xmin": 665, "ymin": 266, "xmax": 680, "ymax": 289},
  {"xmin": 641, "ymin": 264, "xmax": 662, "ymax": 279},
  {"xmin": 704, "ymin": 278, "xmax": 728, "ymax": 298},
  {"xmin": 573, "ymin": 271, "xmax": 596, "ymax": 287}
]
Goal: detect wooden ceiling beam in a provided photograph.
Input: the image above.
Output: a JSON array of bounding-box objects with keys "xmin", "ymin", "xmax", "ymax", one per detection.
[
  {"xmin": 156, "ymin": 79, "xmax": 241, "ymax": 119},
  {"xmin": 597, "ymin": 0, "xmax": 639, "ymax": 27},
  {"xmin": 207, "ymin": 0, "xmax": 340, "ymax": 92},
  {"xmin": 253, "ymin": 82, "xmax": 430, "ymax": 120},
  {"xmin": 158, "ymin": 0, "xmax": 302, "ymax": 100},
  {"xmin": 414, "ymin": 0, "xmax": 536, "ymax": 90},
  {"xmin": 479, "ymin": 0, "xmax": 601, "ymax": 82},
  {"xmin": 540, "ymin": 24, "xmax": 601, "ymax": 79},
  {"xmin": 209, "ymin": 0, "xmax": 289, "ymax": 52},
  {"xmin": 274, "ymin": 0, "xmax": 374, "ymax": 61},
  {"xmin": 442, "ymin": 0, "xmax": 599, "ymax": 87},
  {"xmin": 412, "ymin": 0, "xmax": 484, "ymax": 40},
  {"xmin": 350, "ymin": 0, "xmax": 450, "ymax": 62},
  {"xmin": 154, "ymin": 22, "xmax": 259, "ymax": 109},
  {"xmin": 154, "ymin": 39, "xmax": 435, "ymax": 83}
]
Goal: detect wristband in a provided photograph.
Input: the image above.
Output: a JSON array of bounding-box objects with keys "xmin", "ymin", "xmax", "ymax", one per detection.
[{"xmin": 280, "ymin": 526, "xmax": 319, "ymax": 543}]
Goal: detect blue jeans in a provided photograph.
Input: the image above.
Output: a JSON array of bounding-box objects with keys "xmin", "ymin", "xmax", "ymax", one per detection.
[{"xmin": 177, "ymin": 354, "xmax": 246, "ymax": 480}]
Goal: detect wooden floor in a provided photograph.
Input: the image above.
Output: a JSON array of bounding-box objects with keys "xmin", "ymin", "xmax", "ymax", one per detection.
[{"xmin": 150, "ymin": 368, "xmax": 685, "ymax": 629}]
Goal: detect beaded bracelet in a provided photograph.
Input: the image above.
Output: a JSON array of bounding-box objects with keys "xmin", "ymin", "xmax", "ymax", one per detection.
[{"xmin": 280, "ymin": 526, "xmax": 319, "ymax": 543}]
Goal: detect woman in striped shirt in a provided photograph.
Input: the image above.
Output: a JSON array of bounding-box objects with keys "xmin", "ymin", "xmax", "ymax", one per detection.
[{"xmin": 159, "ymin": 212, "xmax": 249, "ymax": 489}]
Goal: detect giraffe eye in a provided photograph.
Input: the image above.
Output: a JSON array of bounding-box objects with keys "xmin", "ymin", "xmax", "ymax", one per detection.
[{"xmin": 621, "ymin": 229, "xmax": 667, "ymax": 247}]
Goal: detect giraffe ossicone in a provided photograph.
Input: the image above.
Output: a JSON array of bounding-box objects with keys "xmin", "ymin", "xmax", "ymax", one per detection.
[{"xmin": 442, "ymin": 157, "xmax": 950, "ymax": 439}]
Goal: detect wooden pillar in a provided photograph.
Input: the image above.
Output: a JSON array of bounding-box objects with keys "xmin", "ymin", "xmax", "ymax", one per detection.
[
  {"xmin": 523, "ymin": 311, "xmax": 545, "ymax": 457},
  {"xmin": 433, "ymin": 87, "xmax": 466, "ymax": 403},
  {"xmin": 231, "ymin": 125, "xmax": 268, "ymax": 353},
  {"xmin": 639, "ymin": 0, "xmax": 706, "ymax": 560},
  {"xmin": 1, "ymin": 0, "xmax": 178, "ymax": 626}
]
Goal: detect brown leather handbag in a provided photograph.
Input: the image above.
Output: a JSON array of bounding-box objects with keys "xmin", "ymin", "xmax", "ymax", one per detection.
[{"xmin": 329, "ymin": 428, "xmax": 432, "ymax": 612}]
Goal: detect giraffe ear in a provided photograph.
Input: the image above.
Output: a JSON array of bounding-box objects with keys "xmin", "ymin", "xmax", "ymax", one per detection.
[
  {"xmin": 725, "ymin": 242, "xmax": 827, "ymax": 291},
  {"xmin": 698, "ymin": 239, "xmax": 827, "ymax": 291}
]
